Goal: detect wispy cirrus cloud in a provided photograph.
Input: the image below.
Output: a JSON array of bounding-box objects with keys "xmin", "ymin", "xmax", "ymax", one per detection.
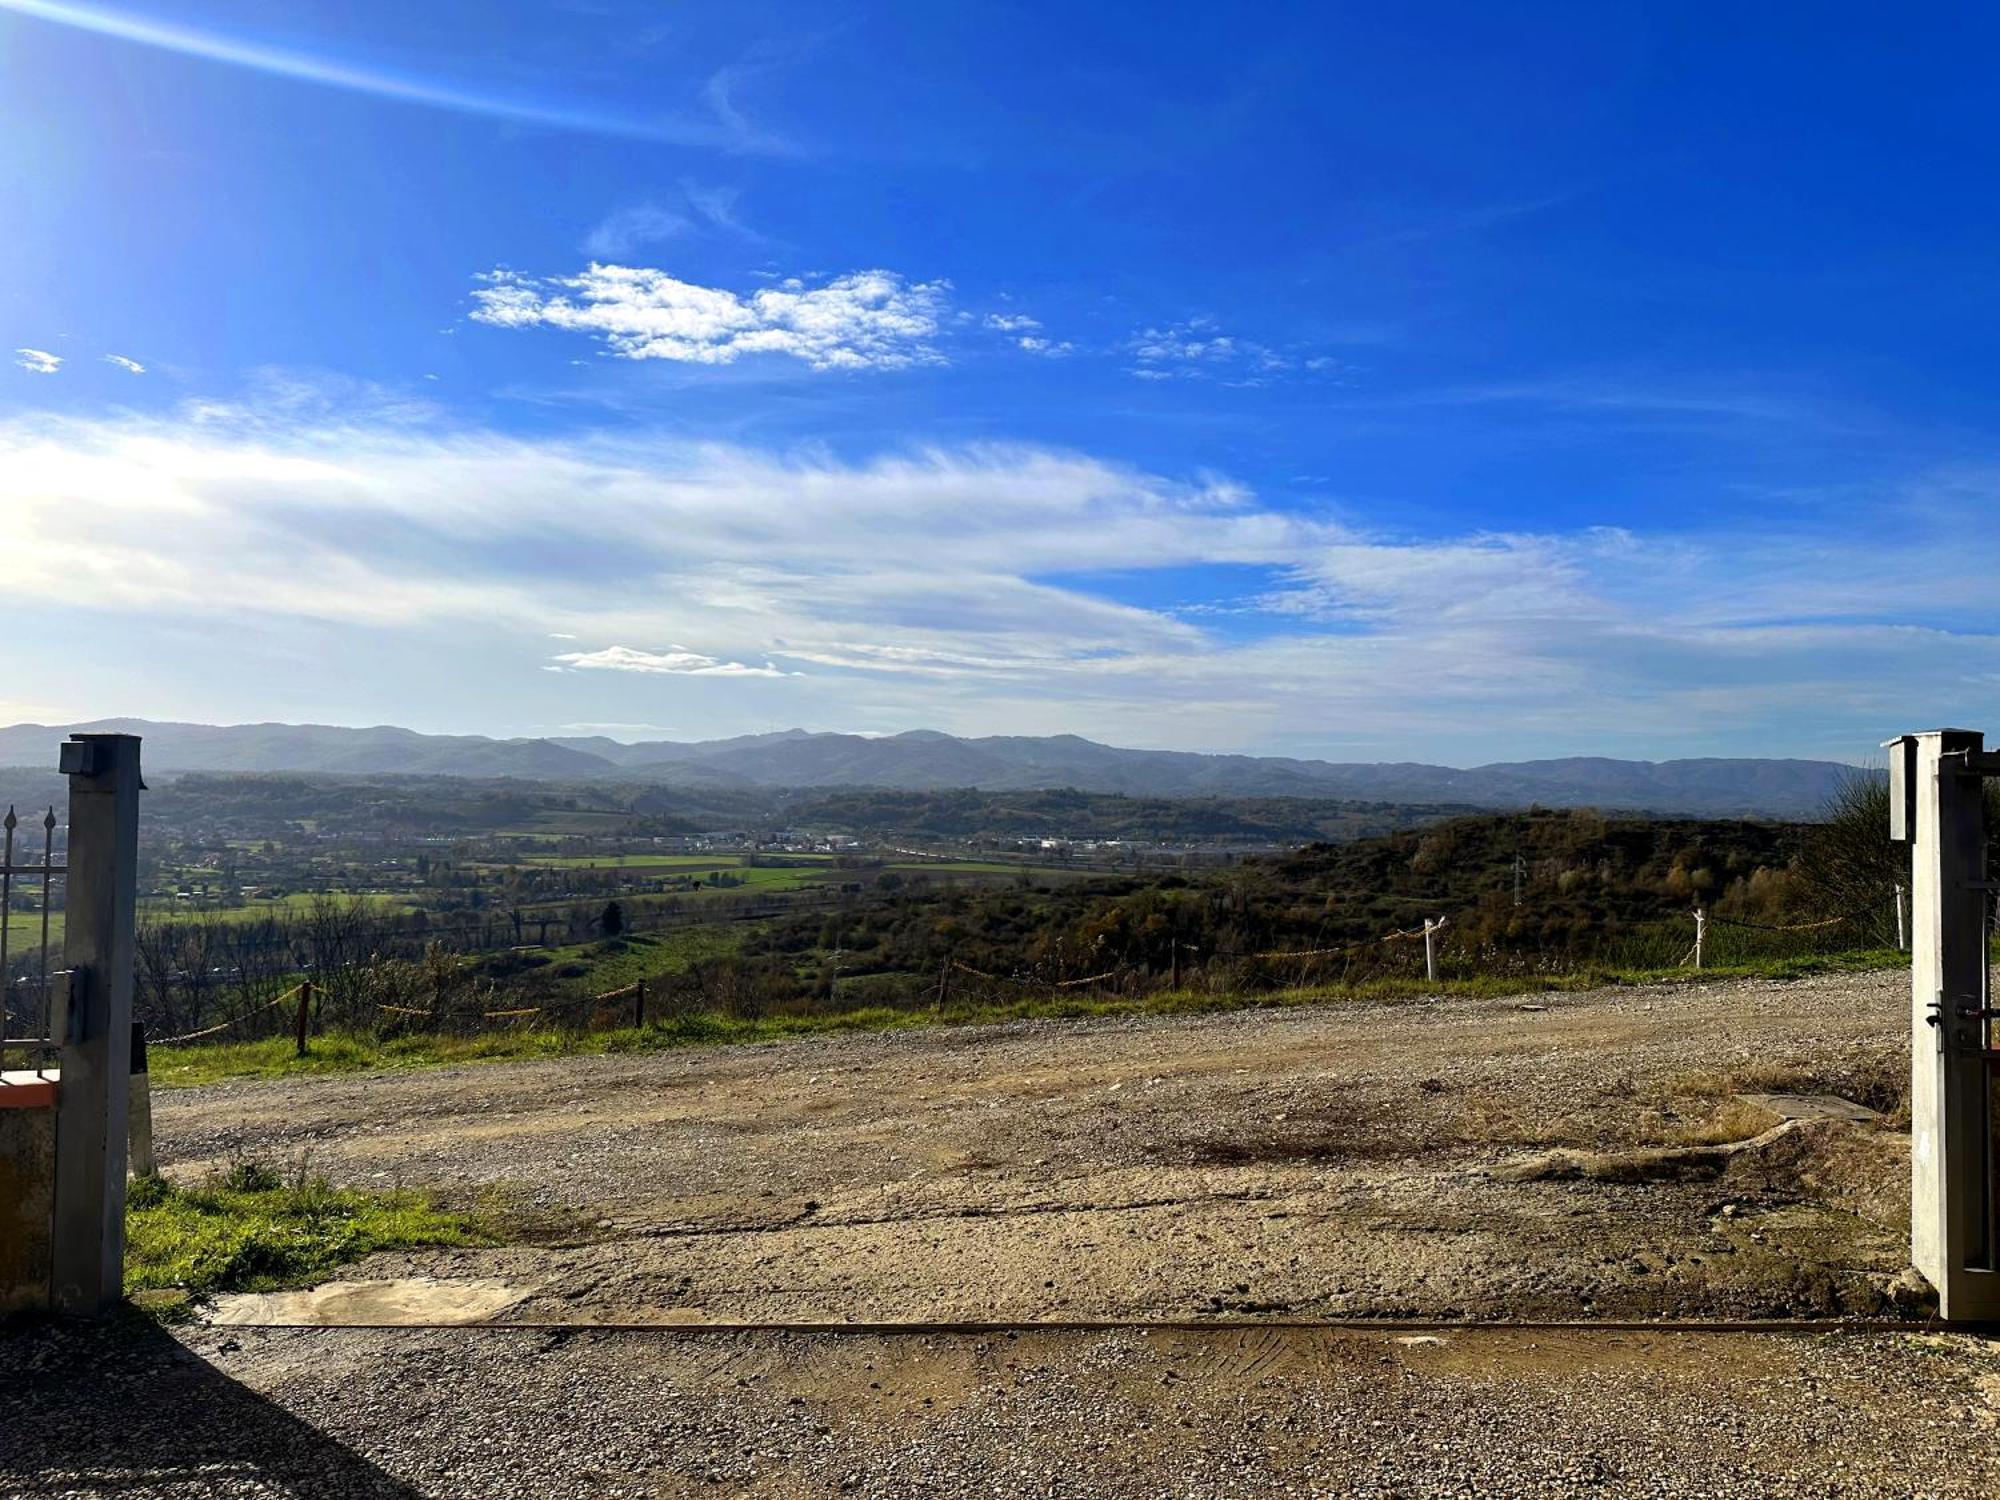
[
  {"xmin": 14, "ymin": 348, "xmax": 61, "ymax": 374},
  {"xmin": 5, "ymin": 394, "xmax": 1999, "ymax": 758},
  {"xmin": 582, "ymin": 206, "xmax": 690, "ymax": 259},
  {"xmin": 578, "ymin": 181, "xmax": 761, "ymax": 261},
  {"xmin": 102, "ymin": 353, "xmax": 145, "ymax": 374},
  {"xmin": 0, "ymin": 0, "xmax": 780, "ymax": 150},
  {"xmin": 472, "ymin": 264, "xmax": 952, "ymax": 370}
]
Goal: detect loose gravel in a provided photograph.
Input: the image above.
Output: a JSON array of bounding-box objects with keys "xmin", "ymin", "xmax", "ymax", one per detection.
[{"xmin": 7, "ymin": 968, "xmax": 1997, "ymax": 1496}]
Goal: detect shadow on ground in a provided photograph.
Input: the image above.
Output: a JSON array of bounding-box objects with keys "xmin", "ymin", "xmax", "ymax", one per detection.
[{"xmin": 0, "ymin": 1314, "xmax": 415, "ymax": 1498}]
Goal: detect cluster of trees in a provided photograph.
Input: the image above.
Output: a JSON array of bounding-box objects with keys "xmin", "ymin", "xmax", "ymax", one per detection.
[
  {"xmin": 725, "ymin": 809, "xmax": 1891, "ymax": 1011},
  {"xmin": 104, "ymin": 784, "xmax": 1942, "ymax": 1041}
]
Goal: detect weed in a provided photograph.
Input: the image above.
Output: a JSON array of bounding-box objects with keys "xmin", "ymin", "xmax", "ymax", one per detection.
[{"xmin": 125, "ymin": 1157, "xmax": 488, "ymax": 1301}]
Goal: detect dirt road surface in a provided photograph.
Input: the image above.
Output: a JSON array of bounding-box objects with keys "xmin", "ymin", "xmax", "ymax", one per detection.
[{"xmin": 7, "ymin": 969, "xmax": 2000, "ymax": 1496}]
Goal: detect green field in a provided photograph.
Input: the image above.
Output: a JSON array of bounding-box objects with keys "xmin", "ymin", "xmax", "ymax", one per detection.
[
  {"xmin": 517, "ymin": 852, "xmax": 834, "ymax": 870},
  {"xmin": 10, "ymin": 857, "xmax": 1062, "ymax": 957},
  {"xmin": 1, "ymin": 907, "xmax": 61, "ymax": 953},
  {"xmin": 530, "ymin": 925, "xmax": 746, "ymax": 997},
  {"xmin": 136, "ymin": 891, "xmax": 420, "ymax": 926}
]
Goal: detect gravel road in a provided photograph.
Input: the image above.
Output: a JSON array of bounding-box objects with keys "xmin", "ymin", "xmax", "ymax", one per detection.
[
  {"xmin": 8, "ymin": 968, "xmax": 2000, "ymax": 1496},
  {"xmin": 154, "ymin": 968, "xmax": 1919, "ymax": 1323}
]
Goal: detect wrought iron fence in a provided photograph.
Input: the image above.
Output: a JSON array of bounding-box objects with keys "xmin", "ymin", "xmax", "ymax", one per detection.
[{"xmin": 1, "ymin": 803, "xmax": 66, "ymax": 1071}]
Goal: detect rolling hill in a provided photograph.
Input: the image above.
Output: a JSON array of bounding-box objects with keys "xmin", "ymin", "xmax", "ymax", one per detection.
[{"xmin": 0, "ymin": 719, "xmax": 1862, "ymax": 817}]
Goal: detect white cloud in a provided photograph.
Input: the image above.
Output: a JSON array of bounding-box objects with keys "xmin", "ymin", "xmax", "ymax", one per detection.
[
  {"xmin": 102, "ymin": 354, "xmax": 146, "ymax": 374},
  {"xmin": 982, "ymin": 311, "xmax": 1070, "ymax": 356},
  {"xmin": 471, "ymin": 264, "xmax": 951, "ymax": 370},
  {"xmin": 550, "ymin": 644, "xmax": 788, "ymax": 677},
  {"xmin": 556, "ymin": 721, "xmax": 683, "ymax": 736},
  {"xmin": 15, "ymin": 348, "xmax": 61, "ymax": 374},
  {"xmin": 6, "ymin": 396, "xmax": 2000, "ymax": 757},
  {"xmin": 1128, "ymin": 320, "xmax": 1343, "ymax": 383}
]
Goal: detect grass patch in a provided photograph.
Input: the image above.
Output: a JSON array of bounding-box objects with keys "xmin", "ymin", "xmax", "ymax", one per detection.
[
  {"xmin": 149, "ymin": 1027, "xmax": 603, "ymax": 1087},
  {"xmin": 126, "ymin": 1158, "xmax": 487, "ymax": 1305},
  {"xmin": 533, "ymin": 926, "xmax": 745, "ymax": 998},
  {"xmin": 149, "ymin": 946, "xmax": 1909, "ymax": 1089},
  {"xmin": 2, "ymin": 907, "xmax": 63, "ymax": 949},
  {"xmin": 1667, "ymin": 1095, "xmax": 1788, "ymax": 1147}
]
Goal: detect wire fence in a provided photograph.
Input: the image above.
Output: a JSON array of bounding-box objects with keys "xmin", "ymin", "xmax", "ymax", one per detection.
[{"xmin": 129, "ymin": 883, "xmax": 1916, "ymax": 1055}]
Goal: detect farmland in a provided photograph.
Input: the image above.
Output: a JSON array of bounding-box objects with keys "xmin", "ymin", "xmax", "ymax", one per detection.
[{"xmin": 1, "ymin": 766, "xmax": 1910, "ymax": 1076}]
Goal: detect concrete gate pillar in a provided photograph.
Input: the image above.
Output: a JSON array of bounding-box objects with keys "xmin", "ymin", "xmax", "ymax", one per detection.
[
  {"xmin": 49, "ymin": 733, "xmax": 141, "ymax": 1315},
  {"xmin": 1890, "ymin": 728, "xmax": 2000, "ymax": 1320}
]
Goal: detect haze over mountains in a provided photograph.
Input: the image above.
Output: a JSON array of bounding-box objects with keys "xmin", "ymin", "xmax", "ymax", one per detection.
[{"xmin": 0, "ymin": 719, "xmax": 1863, "ymax": 818}]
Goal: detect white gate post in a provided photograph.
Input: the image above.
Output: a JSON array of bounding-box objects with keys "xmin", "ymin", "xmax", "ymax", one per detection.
[
  {"xmin": 1890, "ymin": 729, "xmax": 2000, "ymax": 1321},
  {"xmin": 49, "ymin": 733, "xmax": 141, "ymax": 1315}
]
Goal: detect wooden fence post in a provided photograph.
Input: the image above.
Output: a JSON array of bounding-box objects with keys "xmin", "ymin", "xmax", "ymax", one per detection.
[
  {"xmin": 127, "ymin": 1021, "xmax": 154, "ymax": 1179},
  {"xmin": 634, "ymin": 978, "xmax": 646, "ymax": 1028},
  {"xmin": 295, "ymin": 976, "xmax": 313, "ymax": 1058},
  {"xmin": 1693, "ymin": 908, "xmax": 1706, "ymax": 970}
]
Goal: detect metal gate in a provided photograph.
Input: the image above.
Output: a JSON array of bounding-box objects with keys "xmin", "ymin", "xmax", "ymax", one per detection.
[
  {"xmin": 1, "ymin": 802, "xmax": 65, "ymax": 1073},
  {"xmin": 0, "ymin": 734, "xmax": 141, "ymax": 1314}
]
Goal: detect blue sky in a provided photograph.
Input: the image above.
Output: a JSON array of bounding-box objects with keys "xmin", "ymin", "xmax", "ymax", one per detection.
[{"xmin": 4, "ymin": 0, "xmax": 1999, "ymax": 762}]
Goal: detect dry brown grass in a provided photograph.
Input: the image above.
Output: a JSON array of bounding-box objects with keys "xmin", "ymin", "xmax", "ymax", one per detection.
[
  {"xmin": 1652, "ymin": 1047, "xmax": 1910, "ymax": 1140},
  {"xmin": 1670, "ymin": 1095, "xmax": 1785, "ymax": 1147}
]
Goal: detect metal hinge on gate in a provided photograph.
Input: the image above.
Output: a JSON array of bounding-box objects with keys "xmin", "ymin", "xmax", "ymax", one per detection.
[
  {"xmin": 55, "ymin": 966, "xmax": 91, "ymax": 1046},
  {"xmin": 1925, "ymin": 990, "xmax": 1994, "ymax": 1056}
]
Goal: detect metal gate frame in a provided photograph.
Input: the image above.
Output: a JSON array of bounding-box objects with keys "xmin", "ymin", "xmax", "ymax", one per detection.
[{"xmin": 0, "ymin": 732, "xmax": 142, "ymax": 1314}]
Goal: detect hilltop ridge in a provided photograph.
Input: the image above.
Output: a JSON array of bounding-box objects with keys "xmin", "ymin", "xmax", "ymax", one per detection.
[{"xmin": 0, "ymin": 719, "xmax": 1861, "ymax": 818}]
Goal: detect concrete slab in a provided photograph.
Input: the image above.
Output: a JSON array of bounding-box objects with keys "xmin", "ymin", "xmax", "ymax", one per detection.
[{"xmin": 206, "ymin": 1276, "xmax": 531, "ymax": 1328}]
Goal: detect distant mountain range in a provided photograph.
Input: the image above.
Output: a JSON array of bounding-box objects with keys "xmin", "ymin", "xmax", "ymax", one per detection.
[{"xmin": 0, "ymin": 719, "xmax": 1863, "ymax": 817}]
